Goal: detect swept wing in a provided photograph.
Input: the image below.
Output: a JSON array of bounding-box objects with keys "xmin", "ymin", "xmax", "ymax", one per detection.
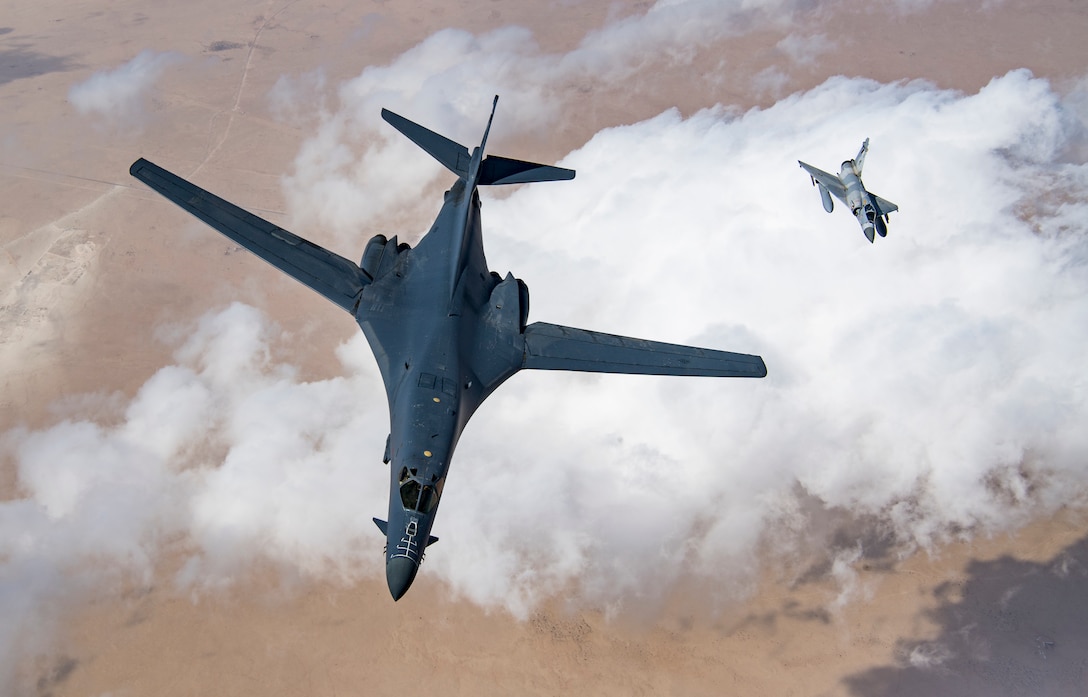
[
  {"xmin": 798, "ymin": 161, "xmax": 847, "ymax": 202},
  {"xmin": 522, "ymin": 322, "xmax": 766, "ymax": 377},
  {"xmin": 130, "ymin": 159, "xmax": 370, "ymax": 313}
]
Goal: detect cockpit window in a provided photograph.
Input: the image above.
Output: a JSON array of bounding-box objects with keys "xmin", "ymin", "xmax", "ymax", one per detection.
[
  {"xmin": 400, "ymin": 478, "xmax": 421, "ymax": 509},
  {"xmin": 399, "ymin": 477, "xmax": 444, "ymax": 513},
  {"xmin": 417, "ymin": 485, "xmax": 435, "ymax": 512}
]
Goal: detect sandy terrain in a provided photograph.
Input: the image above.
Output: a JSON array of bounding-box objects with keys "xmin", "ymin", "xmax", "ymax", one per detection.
[
  {"xmin": 15, "ymin": 510, "xmax": 1081, "ymax": 697},
  {"xmin": 3, "ymin": 0, "xmax": 1087, "ymax": 695}
]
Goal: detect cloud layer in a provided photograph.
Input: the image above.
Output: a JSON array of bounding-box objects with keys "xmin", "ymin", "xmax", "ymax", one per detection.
[
  {"xmin": 6, "ymin": 69, "xmax": 1088, "ymax": 642},
  {"xmin": 1, "ymin": 303, "xmax": 388, "ymax": 680},
  {"xmin": 67, "ymin": 50, "xmax": 182, "ymax": 126},
  {"xmin": 5, "ymin": 0, "xmax": 1088, "ymax": 682},
  {"xmin": 441, "ymin": 68, "xmax": 1088, "ymax": 610},
  {"xmin": 276, "ymin": 0, "xmax": 805, "ymax": 243}
]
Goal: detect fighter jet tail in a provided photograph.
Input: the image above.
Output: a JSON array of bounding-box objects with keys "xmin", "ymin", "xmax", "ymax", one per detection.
[
  {"xmin": 381, "ymin": 103, "xmax": 575, "ymax": 186},
  {"xmin": 854, "ymin": 137, "xmax": 869, "ymax": 175}
]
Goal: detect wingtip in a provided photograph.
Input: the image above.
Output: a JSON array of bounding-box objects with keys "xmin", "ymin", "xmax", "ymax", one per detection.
[{"xmin": 129, "ymin": 158, "xmax": 149, "ymax": 177}]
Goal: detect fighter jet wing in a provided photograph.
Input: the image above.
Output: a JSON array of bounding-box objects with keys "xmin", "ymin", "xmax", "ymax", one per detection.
[
  {"xmin": 521, "ymin": 322, "xmax": 766, "ymax": 377},
  {"xmin": 798, "ymin": 161, "xmax": 847, "ymax": 202},
  {"xmin": 130, "ymin": 159, "xmax": 370, "ymax": 314},
  {"xmin": 869, "ymin": 193, "xmax": 899, "ymax": 217}
]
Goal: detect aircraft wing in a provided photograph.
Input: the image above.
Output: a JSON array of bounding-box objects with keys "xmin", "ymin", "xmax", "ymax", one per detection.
[
  {"xmin": 521, "ymin": 322, "xmax": 766, "ymax": 377},
  {"xmin": 798, "ymin": 161, "xmax": 847, "ymax": 202},
  {"xmin": 130, "ymin": 158, "xmax": 370, "ymax": 314},
  {"xmin": 869, "ymin": 193, "xmax": 899, "ymax": 217}
]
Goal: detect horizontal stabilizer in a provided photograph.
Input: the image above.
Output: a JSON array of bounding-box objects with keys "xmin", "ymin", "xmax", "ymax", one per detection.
[
  {"xmin": 381, "ymin": 108, "xmax": 471, "ymax": 178},
  {"xmin": 522, "ymin": 322, "xmax": 766, "ymax": 377},
  {"xmin": 129, "ymin": 158, "xmax": 369, "ymax": 314},
  {"xmin": 479, "ymin": 155, "xmax": 576, "ymax": 185}
]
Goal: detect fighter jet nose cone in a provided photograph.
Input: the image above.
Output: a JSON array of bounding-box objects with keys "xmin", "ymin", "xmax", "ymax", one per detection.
[{"xmin": 386, "ymin": 557, "xmax": 418, "ymax": 601}]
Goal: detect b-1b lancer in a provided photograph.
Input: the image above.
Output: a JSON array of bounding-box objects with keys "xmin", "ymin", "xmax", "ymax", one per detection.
[
  {"xmin": 799, "ymin": 138, "xmax": 898, "ymax": 243},
  {"xmin": 129, "ymin": 97, "xmax": 766, "ymax": 601}
]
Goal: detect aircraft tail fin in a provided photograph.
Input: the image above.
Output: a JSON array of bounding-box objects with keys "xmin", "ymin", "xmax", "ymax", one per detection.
[
  {"xmin": 382, "ymin": 101, "xmax": 575, "ymax": 186},
  {"xmin": 381, "ymin": 108, "xmax": 472, "ymax": 179},
  {"xmin": 855, "ymin": 137, "xmax": 870, "ymax": 175},
  {"xmin": 479, "ymin": 155, "xmax": 576, "ymax": 185},
  {"xmin": 475, "ymin": 95, "xmax": 498, "ymax": 168}
]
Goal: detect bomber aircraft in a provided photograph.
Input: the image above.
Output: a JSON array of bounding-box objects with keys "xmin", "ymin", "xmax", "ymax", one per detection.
[
  {"xmin": 799, "ymin": 138, "xmax": 898, "ymax": 243},
  {"xmin": 130, "ymin": 97, "xmax": 767, "ymax": 601}
]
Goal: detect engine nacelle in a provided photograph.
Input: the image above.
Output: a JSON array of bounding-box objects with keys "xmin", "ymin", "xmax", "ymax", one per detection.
[
  {"xmin": 360, "ymin": 234, "xmax": 410, "ymax": 281},
  {"xmin": 486, "ymin": 273, "xmax": 530, "ymax": 333},
  {"xmin": 360, "ymin": 234, "xmax": 388, "ymax": 280},
  {"xmin": 516, "ymin": 278, "xmax": 530, "ymax": 332}
]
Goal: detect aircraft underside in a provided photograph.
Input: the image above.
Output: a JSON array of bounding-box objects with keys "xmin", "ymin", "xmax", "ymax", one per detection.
[{"xmin": 129, "ymin": 97, "xmax": 766, "ymax": 601}]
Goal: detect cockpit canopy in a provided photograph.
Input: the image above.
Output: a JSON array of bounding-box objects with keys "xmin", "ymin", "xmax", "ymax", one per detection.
[{"xmin": 398, "ymin": 467, "xmax": 444, "ymax": 513}]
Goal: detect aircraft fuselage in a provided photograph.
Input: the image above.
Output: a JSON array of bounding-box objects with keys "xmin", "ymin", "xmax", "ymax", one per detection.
[
  {"xmin": 839, "ymin": 161, "xmax": 879, "ymax": 242},
  {"xmin": 354, "ymin": 177, "xmax": 515, "ymax": 599},
  {"xmin": 129, "ymin": 99, "xmax": 766, "ymax": 602}
]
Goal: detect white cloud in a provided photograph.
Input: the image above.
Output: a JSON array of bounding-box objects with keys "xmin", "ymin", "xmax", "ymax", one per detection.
[
  {"xmin": 7, "ymin": 68, "xmax": 1086, "ymax": 635},
  {"xmin": 268, "ymin": 69, "xmax": 328, "ymax": 128},
  {"xmin": 5, "ymin": 0, "xmax": 1088, "ymax": 679},
  {"xmin": 753, "ymin": 65, "xmax": 790, "ymax": 97},
  {"xmin": 435, "ymin": 69, "xmax": 1088, "ymax": 610},
  {"xmin": 777, "ymin": 33, "xmax": 834, "ymax": 65},
  {"xmin": 276, "ymin": 0, "xmax": 806, "ymax": 244},
  {"xmin": 908, "ymin": 642, "xmax": 954, "ymax": 668},
  {"xmin": 0, "ymin": 303, "xmax": 387, "ymax": 681},
  {"xmin": 67, "ymin": 50, "xmax": 182, "ymax": 126}
]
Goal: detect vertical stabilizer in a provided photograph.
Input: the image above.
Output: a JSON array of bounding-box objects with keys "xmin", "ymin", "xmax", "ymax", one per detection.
[
  {"xmin": 855, "ymin": 137, "xmax": 870, "ymax": 175},
  {"xmin": 466, "ymin": 95, "xmax": 499, "ymax": 186}
]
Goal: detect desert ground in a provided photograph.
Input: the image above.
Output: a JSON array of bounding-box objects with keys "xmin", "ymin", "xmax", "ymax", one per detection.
[{"xmin": 3, "ymin": 0, "xmax": 1088, "ymax": 695}]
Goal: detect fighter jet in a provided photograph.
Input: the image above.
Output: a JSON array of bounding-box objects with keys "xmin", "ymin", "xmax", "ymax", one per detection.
[
  {"xmin": 129, "ymin": 97, "xmax": 767, "ymax": 601},
  {"xmin": 799, "ymin": 138, "xmax": 898, "ymax": 243}
]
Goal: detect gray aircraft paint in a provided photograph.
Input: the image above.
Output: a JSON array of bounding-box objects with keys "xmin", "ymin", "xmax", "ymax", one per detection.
[
  {"xmin": 799, "ymin": 138, "xmax": 899, "ymax": 243},
  {"xmin": 130, "ymin": 97, "xmax": 766, "ymax": 601}
]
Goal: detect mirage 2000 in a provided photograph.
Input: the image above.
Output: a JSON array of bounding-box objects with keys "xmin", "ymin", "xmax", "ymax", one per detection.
[
  {"xmin": 799, "ymin": 138, "xmax": 899, "ymax": 243},
  {"xmin": 130, "ymin": 97, "xmax": 767, "ymax": 601}
]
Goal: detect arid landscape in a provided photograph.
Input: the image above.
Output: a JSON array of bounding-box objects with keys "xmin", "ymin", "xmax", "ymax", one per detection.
[{"xmin": 3, "ymin": 1, "xmax": 1088, "ymax": 695}]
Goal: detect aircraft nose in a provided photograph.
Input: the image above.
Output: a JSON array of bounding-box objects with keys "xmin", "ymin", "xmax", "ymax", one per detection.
[{"xmin": 386, "ymin": 557, "xmax": 419, "ymax": 601}]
